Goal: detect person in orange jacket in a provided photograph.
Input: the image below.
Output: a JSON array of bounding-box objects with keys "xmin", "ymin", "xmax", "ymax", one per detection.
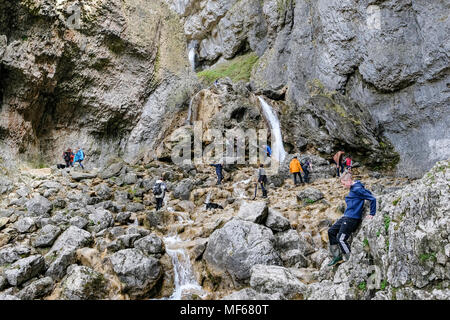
[{"xmin": 289, "ymin": 156, "xmax": 304, "ymax": 185}]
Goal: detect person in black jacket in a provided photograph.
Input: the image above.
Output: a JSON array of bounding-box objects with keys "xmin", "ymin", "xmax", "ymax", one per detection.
[
  {"xmin": 253, "ymin": 164, "xmax": 268, "ymax": 199},
  {"xmin": 327, "ymin": 172, "xmax": 376, "ymax": 266}
]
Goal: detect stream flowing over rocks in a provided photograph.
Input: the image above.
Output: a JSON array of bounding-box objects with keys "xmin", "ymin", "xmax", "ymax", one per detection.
[{"xmin": 0, "ymin": 0, "xmax": 449, "ymax": 301}]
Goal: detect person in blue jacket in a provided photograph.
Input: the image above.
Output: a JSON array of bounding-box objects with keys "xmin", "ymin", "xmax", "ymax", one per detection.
[
  {"xmin": 210, "ymin": 162, "xmax": 223, "ymax": 185},
  {"xmin": 265, "ymin": 145, "xmax": 272, "ymax": 158},
  {"xmin": 327, "ymin": 172, "xmax": 376, "ymax": 266},
  {"xmin": 73, "ymin": 147, "xmax": 85, "ymax": 170}
]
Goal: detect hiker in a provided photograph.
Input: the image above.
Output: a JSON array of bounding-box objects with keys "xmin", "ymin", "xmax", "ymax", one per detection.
[
  {"xmin": 301, "ymin": 158, "xmax": 313, "ymax": 183},
  {"xmin": 289, "ymin": 156, "xmax": 304, "ymax": 185},
  {"xmin": 254, "ymin": 164, "xmax": 268, "ymax": 199},
  {"xmin": 63, "ymin": 148, "xmax": 74, "ymax": 168},
  {"xmin": 333, "ymin": 151, "xmax": 345, "ymax": 177},
  {"xmin": 153, "ymin": 178, "xmax": 168, "ymax": 211},
  {"xmin": 210, "ymin": 162, "xmax": 223, "ymax": 185},
  {"xmin": 345, "ymin": 156, "xmax": 352, "ymax": 173},
  {"xmin": 73, "ymin": 147, "xmax": 85, "ymax": 169},
  {"xmin": 265, "ymin": 145, "xmax": 272, "ymax": 158},
  {"xmin": 327, "ymin": 172, "xmax": 376, "ymax": 266}
]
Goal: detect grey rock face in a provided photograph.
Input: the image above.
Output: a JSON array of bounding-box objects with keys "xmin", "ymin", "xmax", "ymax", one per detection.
[
  {"xmin": 274, "ymin": 230, "xmax": 309, "ymax": 268},
  {"xmin": 71, "ymin": 172, "xmax": 97, "ymax": 182},
  {"xmin": 109, "ymin": 249, "xmax": 162, "ymax": 298},
  {"xmin": 296, "ymin": 188, "xmax": 324, "ymax": 205},
  {"xmin": 0, "ymin": 245, "xmax": 31, "ymax": 265},
  {"xmin": 249, "ymin": 264, "xmax": 307, "ymax": 299},
  {"xmin": 16, "ymin": 277, "xmax": 54, "ymax": 300},
  {"xmin": 236, "ymin": 201, "xmax": 268, "ymax": 224},
  {"xmin": 115, "ymin": 212, "xmax": 131, "ymax": 224},
  {"xmin": 32, "ymin": 224, "xmax": 62, "ymax": 248},
  {"xmin": 69, "ymin": 216, "xmax": 89, "ymax": 230},
  {"xmin": 14, "ymin": 217, "xmax": 36, "ymax": 233},
  {"xmin": 204, "ymin": 219, "xmax": 282, "ymax": 283},
  {"xmin": 0, "ymin": 293, "xmax": 20, "ymax": 300},
  {"xmin": 134, "ymin": 234, "xmax": 165, "ymax": 256},
  {"xmin": 94, "ymin": 184, "xmax": 112, "ymax": 200},
  {"xmin": 45, "ymin": 226, "xmax": 93, "ymax": 280},
  {"xmin": 265, "ymin": 208, "xmax": 290, "ymax": 232},
  {"xmin": 87, "ymin": 209, "xmax": 114, "ymax": 233},
  {"xmin": 25, "ymin": 195, "xmax": 52, "ymax": 217},
  {"xmin": 100, "ymin": 162, "xmax": 124, "ymax": 180},
  {"xmin": 173, "ymin": 179, "xmax": 194, "ymax": 200},
  {"xmin": 60, "ymin": 265, "xmax": 107, "ymax": 300},
  {"xmin": 4, "ymin": 255, "xmax": 45, "ymax": 286}
]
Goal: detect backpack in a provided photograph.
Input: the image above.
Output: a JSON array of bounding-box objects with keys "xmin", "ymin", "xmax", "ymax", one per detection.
[
  {"xmin": 153, "ymin": 183, "xmax": 162, "ymax": 196},
  {"xmin": 63, "ymin": 152, "xmax": 71, "ymax": 162}
]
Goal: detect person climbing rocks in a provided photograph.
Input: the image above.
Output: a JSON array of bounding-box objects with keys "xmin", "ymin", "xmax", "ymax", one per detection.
[
  {"xmin": 345, "ymin": 155, "xmax": 353, "ymax": 173},
  {"xmin": 327, "ymin": 172, "xmax": 376, "ymax": 266},
  {"xmin": 253, "ymin": 164, "xmax": 268, "ymax": 199},
  {"xmin": 73, "ymin": 147, "xmax": 85, "ymax": 170},
  {"xmin": 289, "ymin": 156, "xmax": 304, "ymax": 185},
  {"xmin": 210, "ymin": 162, "xmax": 223, "ymax": 185},
  {"xmin": 153, "ymin": 177, "xmax": 167, "ymax": 211},
  {"xmin": 63, "ymin": 148, "xmax": 74, "ymax": 168},
  {"xmin": 333, "ymin": 151, "xmax": 345, "ymax": 177},
  {"xmin": 301, "ymin": 158, "xmax": 313, "ymax": 183},
  {"xmin": 265, "ymin": 145, "xmax": 272, "ymax": 158}
]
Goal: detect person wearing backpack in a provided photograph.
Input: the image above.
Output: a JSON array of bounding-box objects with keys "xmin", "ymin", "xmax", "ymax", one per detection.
[
  {"xmin": 327, "ymin": 172, "xmax": 376, "ymax": 266},
  {"xmin": 63, "ymin": 148, "xmax": 74, "ymax": 168},
  {"xmin": 73, "ymin": 147, "xmax": 85, "ymax": 169},
  {"xmin": 289, "ymin": 156, "xmax": 304, "ymax": 185},
  {"xmin": 301, "ymin": 158, "xmax": 313, "ymax": 183},
  {"xmin": 153, "ymin": 178, "xmax": 167, "ymax": 211}
]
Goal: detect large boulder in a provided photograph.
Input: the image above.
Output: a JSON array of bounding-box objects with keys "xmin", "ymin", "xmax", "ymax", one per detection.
[
  {"xmin": 173, "ymin": 179, "xmax": 194, "ymax": 200},
  {"xmin": 274, "ymin": 230, "xmax": 309, "ymax": 268},
  {"xmin": 45, "ymin": 226, "xmax": 93, "ymax": 280},
  {"xmin": 25, "ymin": 195, "xmax": 52, "ymax": 217},
  {"xmin": 32, "ymin": 224, "xmax": 62, "ymax": 248},
  {"xmin": 296, "ymin": 188, "xmax": 325, "ymax": 205},
  {"xmin": 4, "ymin": 255, "xmax": 46, "ymax": 286},
  {"xmin": 236, "ymin": 201, "xmax": 268, "ymax": 224},
  {"xmin": 204, "ymin": 219, "xmax": 282, "ymax": 284},
  {"xmin": 249, "ymin": 264, "xmax": 307, "ymax": 299},
  {"xmin": 87, "ymin": 209, "xmax": 114, "ymax": 233},
  {"xmin": 60, "ymin": 265, "xmax": 108, "ymax": 300},
  {"xmin": 109, "ymin": 249, "xmax": 162, "ymax": 298},
  {"xmin": 0, "ymin": 245, "xmax": 31, "ymax": 265},
  {"xmin": 265, "ymin": 208, "xmax": 291, "ymax": 232},
  {"xmin": 16, "ymin": 277, "xmax": 54, "ymax": 300}
]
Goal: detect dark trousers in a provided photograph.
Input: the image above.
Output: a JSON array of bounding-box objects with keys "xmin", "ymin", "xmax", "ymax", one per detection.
[
  {"xmin": 65, "ymin": 160, "xmax": 71, "ymax": 168},
  {"xmin": 293, "ymin": 172, "xmax": 303, "ymax": 184},
  {"xmin": 336, "ymin": 163, "xmax": 344, "ymax": 177},
  {"xmin": 328, "ymin": 216, "xmax": 361, "ymax": 255},
  {"xmin": 77, "ymin": 160, "xmax": 84, "ymax": 169},
  {"xmin": 216, "ymin": 172, "xmax": 223, "ymax": 185},
  {"xmin": 304, "ymin": 170, "xmax": 310, "ymax": 183},
  {"xmin": 156, "ymin": 198, "xmax": 164, "ymax": 211}
]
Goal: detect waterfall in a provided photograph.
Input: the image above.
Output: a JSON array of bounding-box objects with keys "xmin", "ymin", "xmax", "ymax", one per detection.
[
  {"xmin": 257, "ymin": 96, "xmax": 287, "ymax": 163},
  {"xmin": 188, "ymin": 47, "xmax": 196, "ymax": 71},
  {"xmin": 164, "ymin": 236, "xmax": 205, "ymax": 300}
]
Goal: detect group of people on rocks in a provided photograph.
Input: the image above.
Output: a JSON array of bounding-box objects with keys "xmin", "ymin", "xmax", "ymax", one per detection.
[
  {"xmin": 61, "ymin": 147, "xmax": 85, "ymax": 169},
  {"xmin": 151, "ymin": 148, "xmax": 375, "ymax": 268}
]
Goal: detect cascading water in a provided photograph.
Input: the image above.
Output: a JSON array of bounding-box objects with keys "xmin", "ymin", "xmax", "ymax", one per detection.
[
  {"xmin": 257, "ymin": 96, "xmax": 287, "ymax": 163},
  {"xmin": 164, "ymin": 236, "xmax": 205, "ymax": 300},
  {"xmin": 188, "ymin": 47, "xmax": 196, "ymax": 71}
]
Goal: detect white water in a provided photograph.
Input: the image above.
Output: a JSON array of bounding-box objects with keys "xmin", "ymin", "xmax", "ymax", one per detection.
[
  {"xmin": 258, "ymin": 96, "xmax": 287, "ymax": 163},
  {"xmin": 188, "ymin": 47, "xmax": 196, "ymax": 71},
  {"xmin": 164, "ymin": 235, "xmax": 205, "ymax": 300}
]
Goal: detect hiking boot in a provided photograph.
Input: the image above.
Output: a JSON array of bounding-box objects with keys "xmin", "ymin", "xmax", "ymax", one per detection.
[{"xmin": 327, "ymin": 255, "xmax": 344, "ymax": 266}]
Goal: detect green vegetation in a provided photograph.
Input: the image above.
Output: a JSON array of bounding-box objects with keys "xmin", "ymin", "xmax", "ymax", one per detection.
[
  {"xmin": 363, "ymin": 238, "xmax": 369, "ymax": 248},
  {"xmin": 27, "ymin": 155, "xmax": 49, "ymax": 169},
  {"xmin": 376, "ymin": 230, "xmax": 381, "ymax": 237},
  {"xmin": 385, "ymin": 239, "xmax": 390, "ymax": 250},
  {"xmin": 392, "ymin": 197, "xmax": 401, "ymax": 206},
  {"xmin": 197, "ymin": 52, "xmax": 259, "ymax": 85},
  {"xmin": 384, "ymin": 214, "xmax": 390, "ymax": 233},
  {"xmin": 419, "ymin": 252, "xmax": 437, "ymax": 263},
  {"xmin": 358, "ymin": 281, "xmax": 367, "ymax": 291},
  {"xmin": 380, "ymin": 279, "xmax": 388, "ymax": 290},
  {"xmin": 304, "ymin": 198, "xmax": 316, "ymax": 204}
]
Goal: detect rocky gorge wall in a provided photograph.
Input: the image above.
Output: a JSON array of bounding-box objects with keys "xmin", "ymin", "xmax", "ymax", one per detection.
[
  {"xmin": 165, "ymin": 0, "xmax": 449, "ymax": 177},
  {"xmin": 0, "ymin": 0, "xmax": 198, "ymax": 168}
]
